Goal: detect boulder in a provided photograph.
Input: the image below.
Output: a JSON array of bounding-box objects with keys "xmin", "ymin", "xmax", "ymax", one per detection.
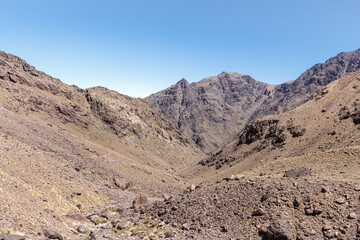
[
  {"xmin": 0, "ymin": 234, "xmax": 26, "ymax": 240},
  {"xmin": 163, "ymin": 193, "xmax": 172, "ymax": 201},
  {"xmin": 132, "ymin": 194, "xmax": 148, "ymax": 209},
  {"xmin": 43, "ymin": 228, "xmax": 63, "ymax": 240},
  {"xmin": 265, "ymin": 220, "xmax": 294, "ymax": 240},
  {"xmin": 338, "ymin": 106, "xmax": 351, "ymax": 120},
  {"xmin": 283, "ymin": 167, "xmax": 310, "ymax": 178},
  {"xmin": 113, "ymin": 177, "xmax": 131, "ymax": 190},
  {"xmin": 187, "ymin": 184, "xmax": 196, "ymax": 192}
]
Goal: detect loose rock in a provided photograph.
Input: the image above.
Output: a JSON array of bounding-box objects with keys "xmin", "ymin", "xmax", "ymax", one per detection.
[
  {"xmin": 113, "ymin": 177, "xmax": 131, "ymax": 190},
  {"xmin": 132, "ymin": 194, "xmax": 148, "ymax": 209},
  {"xmin": 266, "ymin": 220, "xmax": 294, "ymax": 240},
  {"xmin": 43, "ymin": 228, "xmax": 63, "ymax": 240},
  {"xmin": 283, "ymin": 167, "xmax": 311, "ymax": 178}
]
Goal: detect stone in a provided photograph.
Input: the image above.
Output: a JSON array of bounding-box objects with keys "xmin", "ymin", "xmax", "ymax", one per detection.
[
  {"xmin": 132, "ymin": 194, "xmax": 148, "ymax": 209},
  {"xmin": 266, "ymin": 220, "xmax": 294, "ymax": 240},
  {"xmin": 354, "ymin": 185, "xmax": 360, "ymax": 191},
  {"xmin": 163, "ymin": 193, "xmax": 172, "ymax": 201},
  {"xmin": 305, "ymin": 208, "xmax": 313, "ymax": 216},
  {"xmin": 73, "ymin": 191, "xmax": 82, "ymax": 196},
  {"xmin": 77, "ymin": 225, "xmax": 87, "ymax": 233},
  {"xmin": 220, "ymin": 225, "xmax": 228, "ymax": 232},
  {"xmin": 338, "ymin": 106, "xmax": 351, "ymax": 120},
  {"xmin": 283, "ymin": 167, "xmax": 311, "ymax": 178},
  {"xmin": 252, "ymin": 208, "xmax": 265, "ymax": 216},
  {"xmin": 322, "ymin": 225, "xmax": 331, "ymax": 231},
  {"xmin": 0, "ymin": 234, "xmax": 26, "ymax": 240},
  {"xmin": 113, "ymin": 177, "xmax": 131, "ymax": 190},
  {"xmin": 187, "ymin": 184, "xmax": 196, "ymax": 192},
  {"xmin": 235, "ymin": 174, "xmax": 245, "ymax": 180},
  {"xmin": 229, "ymin": 174, "xmax": 236, "ymax": 180},
  {"xmin": 157, "ymin": 209, "xmax": 167, "ymax": 216},
  {"xmin": 293, "ymin": 197, "xmax": 301, "ymax": 208},
  {"xmin": 313, "ymin": 206, "xmax": 323, "ymax": 215},
  {"xmin": 182, "ymin": 223, "xmax": 190, "ymax": 230},
  {"xmin": 261, "ymin": 192, "xmax": 272, "ymax": 202},
  {"xmin": 348, "ymin": 212, "xmax": 357, "ymax": 219},
  {"xmin": 258, "ymin": 223, "xmax": 269, "ymax": 235},
  {"xmin": 335, "ymin": 197, "xmax": 345, "ymax": 204},
  {"xmin": 323, "ymin": 230, "xmax": 335, "ymax": 238},
  {"xmin": 321, "ymin": 186, "xmax": 329, "ymax": 193},
  {"xmin": 43, "ymin": 228, "xmax": 63, "ymax": 240},
  {"xmin": 164, "ymin": 231, "xmax": 176, "ymax": 238}
]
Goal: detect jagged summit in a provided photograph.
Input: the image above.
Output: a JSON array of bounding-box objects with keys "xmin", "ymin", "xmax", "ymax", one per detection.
[
  {"xmin": 146, "ymin": 72, "xmax": 270, "ymax": 152},
  {"xmin": 146, "ymin": 48, "xmax": 360, "ymax": 153},
  {"xmin": 175, "ymin": 78, "xmax": 189, "ymax": 88}
]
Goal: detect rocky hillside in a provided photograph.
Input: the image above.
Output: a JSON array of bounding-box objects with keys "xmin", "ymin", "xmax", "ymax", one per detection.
[
  {"xmin": 146, "ymin": 49, "xmax": 360, "ymax": 153},
  {"xmin": 182, "ymin": 70, "xmax": 360, "ymax": 183},
  {"xmin": 146, "ymin": 72, "xmax": 273, "ymax": 153},
  {"xmin": 140, "ymin": 177, "xmax": 360, "ymax": 240},
  {"xmin": 102, "ymin": 68, "xmax": 360, "ymax": 240},
  {"xmin": 250, "ymin": 48, "xmax": 360, "ymax": 121},
  {"xmin": 0, "ymin": 51, "xmax": 204, "ymax": 239}
]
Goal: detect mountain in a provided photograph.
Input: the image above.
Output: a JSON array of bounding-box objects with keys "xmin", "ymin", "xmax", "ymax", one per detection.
[
  {"xmin": 140, "ymin": 71, "xmax": 360, "ymax": 240},
  {"xmin": 104, "ymin": 71, "xmax": 360, "ymax": 240},
  {"xmin": 88, "ymin": 71, "xmax": 360, "ymax": 240},
  {"xmin": 249, "ymin": 48, "xmax": 360, "ymax": 121},
  {"xmin": 182, "ymin": 70, "xmax": 360, "ymax": 183},
  {"xmin": 0, "ymin": 51, "xmax": 204, "ymax": 239},
  {"xmin": 1, "ymin": 49, "xmax": 360, "ymax": 240},
  {"xmin": 145, "ymin": 49, "xmax": 360, "ymax": 153},
  {"xmin": 145, "ymin": 72, "xmax": 274, "ymax": 153}
]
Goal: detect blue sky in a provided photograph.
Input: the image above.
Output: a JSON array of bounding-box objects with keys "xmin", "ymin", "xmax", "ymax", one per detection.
[{"xmin": 1, "ymin": 0, "xmax": 360, "ymax": 97}]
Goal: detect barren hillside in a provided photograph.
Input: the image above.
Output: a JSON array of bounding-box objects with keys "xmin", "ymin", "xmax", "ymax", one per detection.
[
  {"xmin": 0, "ymin": 51, "xmax": 204, "ymax": 239},
  {"xmin": 146, "ymin": 73, "xmax": 273, "ymax": 153},
  {"xmin": 183, "ymin": 70, "xmax": 360, "ymax": 183}
]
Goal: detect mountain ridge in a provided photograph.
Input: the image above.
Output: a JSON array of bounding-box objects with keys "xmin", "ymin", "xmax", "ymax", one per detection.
[
  {"xmin": 0, "ymin": 50, "xmax": 204, "ymax": 239},
  {"xmin": 146, "ymin": 72, "xmax": 271, "ymax": 152},
  {"xmin": 145, "ymin": 48, "xmax": 360, "ymax": 153}
]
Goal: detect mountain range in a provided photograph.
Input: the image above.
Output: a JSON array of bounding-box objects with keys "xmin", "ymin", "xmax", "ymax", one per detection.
[{"xmin": 146, "ymin": 48, "xmax": 360, "ymax": 153}]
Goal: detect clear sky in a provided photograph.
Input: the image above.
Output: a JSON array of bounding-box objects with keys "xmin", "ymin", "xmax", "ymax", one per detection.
[{"xmin": 1, "ymin": 0, "xmax": 360, "ymax": 98}]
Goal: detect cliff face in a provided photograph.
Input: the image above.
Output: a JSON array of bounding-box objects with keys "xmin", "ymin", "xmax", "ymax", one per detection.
[{"xmin": 146, "ymin": 49, "xmax": 360, "ymax": 153}]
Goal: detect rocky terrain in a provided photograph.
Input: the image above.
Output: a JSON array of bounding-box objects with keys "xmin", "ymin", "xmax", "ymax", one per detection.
[
  {"xmin": 145, "ymin": 73, "xmax": 272, "ymax": 153},
  {"xmin": 146, "ymin": 48, "xmax": 360, "ymax": 153},
  {"xmin": 51, "ymin": 175, "xmax": 360, "ymax": 240},
  {"xmin": 0, "ymin": 49, "xmax": 360, "ymax": 240},
  {"xmin": 183, "ymin": 70, "xmax": 360, "ymax": 184},
  {"xmin": 0, "ymin": 51, "xmax": 204, "ymax": 239}
]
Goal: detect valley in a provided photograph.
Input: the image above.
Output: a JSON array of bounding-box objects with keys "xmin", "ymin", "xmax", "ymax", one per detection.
[{"xmin": 0, "ymin": 49, "xmax": 359, "ymax": 240}]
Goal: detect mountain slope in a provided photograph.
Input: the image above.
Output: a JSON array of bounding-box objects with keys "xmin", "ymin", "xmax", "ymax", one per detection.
[
  {"xmin": 90, "ymin": 71, "xmax": 360, "ymax": 240},
  {"xmin": 182, "ymin": 70, "xmax": 360, "ymax": 183},
  {"xmin": 250, "ymin": 48, "xmax": 360, "ymax": 121},
  {"xmin": 0, "ymin": 51, "xmax": 204, "ymax": 239},
  {"xmin": 146, "ymin": 49, "xmax": 360, "ymax": 153},
  {"xmin": 146, "ymin": 72, "xmax": 273, "ymax": 153}
]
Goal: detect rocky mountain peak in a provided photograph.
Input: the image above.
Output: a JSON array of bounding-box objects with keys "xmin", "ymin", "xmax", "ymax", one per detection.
[
  {"xmin": 146, "ymin": 72, "xmax": 270, "ymax": 153},
  {"xmin": 176, "ymin": 78, "xmax": 189, "ymax": 88},
  {"xmin": 147, "ymin": 48, "xmax": 360, "ymax": 153}
]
